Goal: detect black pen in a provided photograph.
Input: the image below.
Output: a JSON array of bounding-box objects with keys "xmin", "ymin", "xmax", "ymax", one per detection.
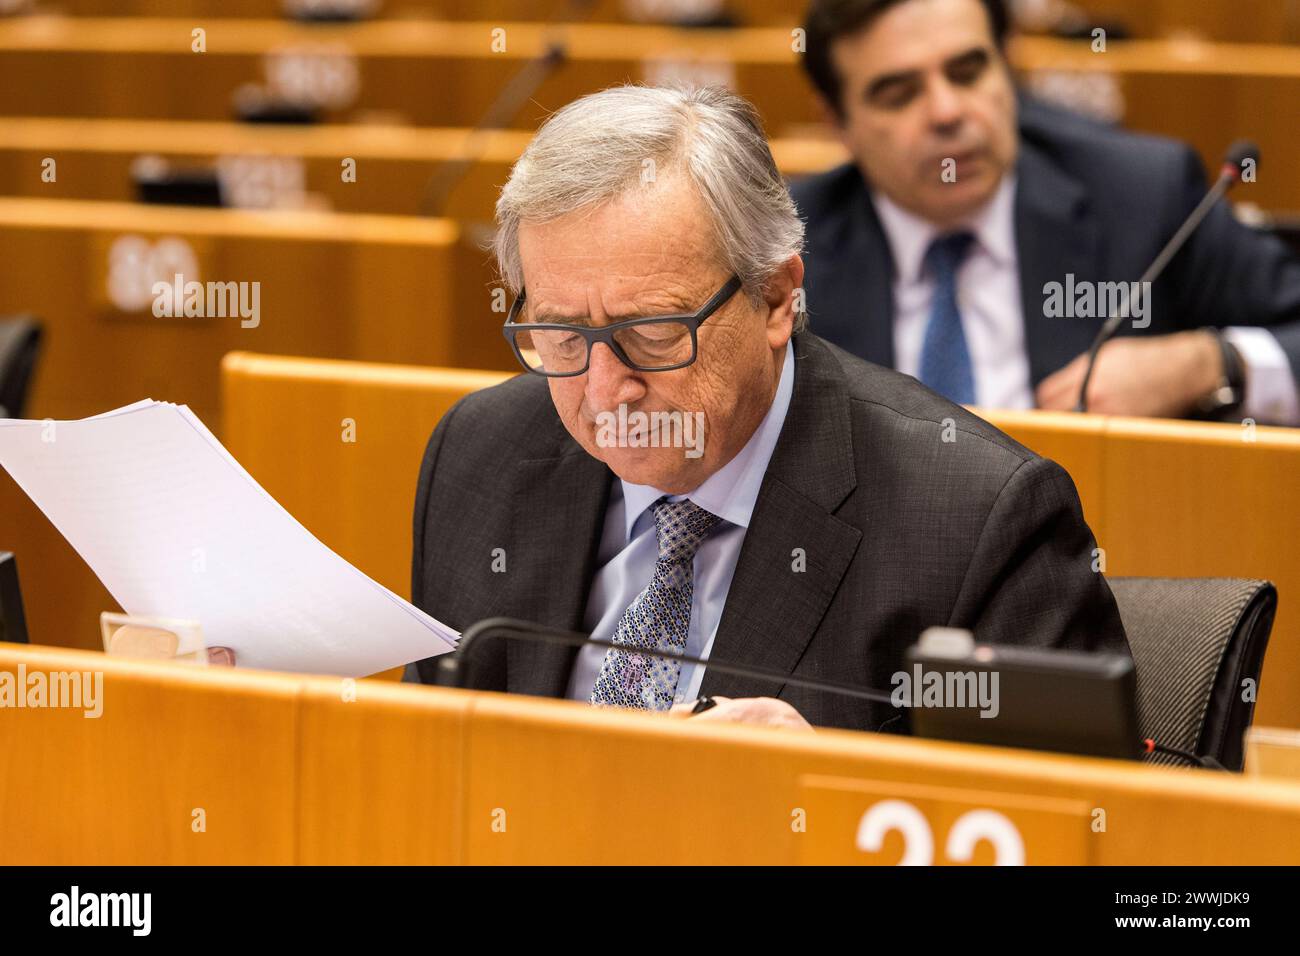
[{"xmin": 690, "ymin": 695, "xmax": 717, "ymax": 716}]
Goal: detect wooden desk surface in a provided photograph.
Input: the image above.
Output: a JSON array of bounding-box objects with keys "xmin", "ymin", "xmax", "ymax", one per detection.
[{"xmin": 3, "ymin": 641, "xmax": 1299, "ymax": 865}]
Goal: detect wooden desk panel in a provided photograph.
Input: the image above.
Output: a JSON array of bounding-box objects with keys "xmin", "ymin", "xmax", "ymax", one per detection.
[
  {"xmin": 221, "ymin": 352, "xmax": 512, "ymax": 601},
  {"xmin": 1100, "ymin": 417, "xmax": 1300, "ymax": 731},
  {"xmin": 460, "ymin": 689, "xmax": 1300, "ymax": 865},
  {"xmin": 7, "ymin": 642, "xmax": 1299, "ymax": 864},
  {"xmin": 0, "ymin": 196, "xmax": 505, "ymax": 428},
  {"xmin": 0, "ymin": 642, "xmax": 300, "ymax": 864},
  {"xmin": 295, "ymin": 675, "xmax": 471, "ymax": 864},
  {"xmin": 984, "ymin": 411, "xmax": 1300, "ymax": 729}
]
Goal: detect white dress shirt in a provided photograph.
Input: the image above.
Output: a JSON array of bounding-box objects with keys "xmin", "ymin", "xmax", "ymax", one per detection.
[
  {"xmin": 875, "ymin": 175, "xmax": 1033, "ymax": 410},
  {"xmin": 871, "ymin": 178, "xmax": 1300, "ymax": 424}
]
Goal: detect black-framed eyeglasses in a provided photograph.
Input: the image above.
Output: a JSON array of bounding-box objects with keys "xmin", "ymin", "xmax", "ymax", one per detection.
[{"xmin": 501, "ymin": 274, "xmax": 743, "ymax": 377}]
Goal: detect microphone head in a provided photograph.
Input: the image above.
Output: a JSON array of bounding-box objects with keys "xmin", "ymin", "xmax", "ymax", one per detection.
[{"xmin": 1223, "ymin": 140, "xmax": 1260, "ymax": 180}]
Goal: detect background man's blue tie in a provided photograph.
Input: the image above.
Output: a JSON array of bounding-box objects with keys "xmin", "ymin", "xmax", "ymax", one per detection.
[
  {"xmin": 918, "ymin": 231, "xmax": 977, "ymax": 405},
  {"xmin": 590, "ymin": 497, "xmax": 720, "ymax": 711}
]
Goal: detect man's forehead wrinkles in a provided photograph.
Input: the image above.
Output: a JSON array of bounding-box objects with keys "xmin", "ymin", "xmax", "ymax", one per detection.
[
  {"xmin": 529, "ymin": 284, "xmax": 698, "ymax": 319},
  {"xmin": 528, "ymin": 267, "xmax": 701, "ymax": 294},
  {"xmin": 530, "ymin": 249, "xmax": 680, "ymax": 261},
  {"xmin": 528, "ymin": 251, "xmax": 699, "ymax": 269}
]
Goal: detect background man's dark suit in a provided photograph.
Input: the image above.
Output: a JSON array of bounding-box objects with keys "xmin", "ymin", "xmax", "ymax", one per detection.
[
  {"xmin": 790, "ymin": 98, "xmax": 1300, "ymax": 390},
  {"xmin": 408, "ymin": 332, "xmax": 1129, "ymax": 733}
]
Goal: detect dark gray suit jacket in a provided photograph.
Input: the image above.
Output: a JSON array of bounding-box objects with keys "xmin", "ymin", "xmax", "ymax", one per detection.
[
  {"xmin": 407, "ymin": 332, "xmax": 1130, "ymax": 733},
  {"xmin": 791, "ymin": 98, "xmax": 1300, "ymax": 392}
]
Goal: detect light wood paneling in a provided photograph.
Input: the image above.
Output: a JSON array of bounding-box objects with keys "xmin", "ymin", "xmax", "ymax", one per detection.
[
  {"xmin": 8, "ymin": 641, "xmax": 1299, "ymax": 864},
  {"xmin": 221, "ymin": 352, "xmax": 512, "ymax": 601},
  {"xmin": 0, "ymin": 642, "xmax": 299, "ymax": 864}
]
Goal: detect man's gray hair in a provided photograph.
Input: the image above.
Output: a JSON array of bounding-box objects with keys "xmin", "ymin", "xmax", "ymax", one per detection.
[{"xmin": 494, "ymin": 84, "xmax": 807, "ymax": 331}]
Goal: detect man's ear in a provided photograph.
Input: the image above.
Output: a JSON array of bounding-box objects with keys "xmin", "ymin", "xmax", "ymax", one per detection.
[
  {"xmin": 815, "ymin": 92, "xmax": 842, "ymax": 129},
  {"xmin": 764, "ymin": 255, "xmax": 805, "ymax": 350},
  {"xmin": 814, "ymin": 92, "xmax": 858, "ymax": 155}
]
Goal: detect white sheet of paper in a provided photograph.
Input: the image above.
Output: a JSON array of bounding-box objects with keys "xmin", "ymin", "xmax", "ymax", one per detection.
[{"xmin": 0, "ymin": 400, "xmax": 458, "ymax": 676}]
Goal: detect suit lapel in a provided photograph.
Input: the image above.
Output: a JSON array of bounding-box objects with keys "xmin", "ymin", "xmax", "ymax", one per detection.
[
  {"xmin": 1015, "ymin": 140, "xmax": 1102, "ymax": 388},
  {"xmin": 808, "ymin": 172, "xmax": 896, "ymax": 369},
  {"xmin": 852, "ymin": 195, "xmax": 897, "ymax": 370},
  {"xmin": 505, "ymin": 448, "xmax": 611, "ymax": 697},
  {"xmin": 700, "ymin": 335, "xmax": 863, "ymax": 700}
]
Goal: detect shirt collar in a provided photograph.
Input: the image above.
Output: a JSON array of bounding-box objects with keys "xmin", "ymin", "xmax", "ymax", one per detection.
[
  {"xmin": 620, "ymin": 338, "xmax": 795, "ymax": 541},
  {"xmin": 870, "ymin": 173, "xmax": 1018, "ymax": 285}
]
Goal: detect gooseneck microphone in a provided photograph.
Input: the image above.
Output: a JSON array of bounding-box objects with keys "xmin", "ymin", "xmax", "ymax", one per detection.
[
  {"xmin": 419, "ymin": 0, "xmax": 597, "ymax": 216},
  {"xmin": 433, "ymin": 618, "xmax": 1225, "ymax": 770},
  {"xmin": 1074, "ymin": 140, "xmax": 1260, "ymax": 413},
  {"xmin": 434, "ymin": 617, "xmax": 895, "ymax": 706}
]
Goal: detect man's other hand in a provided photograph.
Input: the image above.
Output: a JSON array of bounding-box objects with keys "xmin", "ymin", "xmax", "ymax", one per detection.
[
  {"xmin": 1036, "ymin": 330, "xmax": 1222, "ymax": 418},
  {"xmin": 670, "ymin": 696, "xmax": 813, "ymax": 731}
]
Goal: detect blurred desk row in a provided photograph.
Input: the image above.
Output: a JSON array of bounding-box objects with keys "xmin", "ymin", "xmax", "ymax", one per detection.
[
  {"xmin": 0, "ymin": 20, "xmax": 1299, "ymax": 208},
  {"xmin": 25, "ymin": 0, "xmax": 1300, "ymax": 43}
]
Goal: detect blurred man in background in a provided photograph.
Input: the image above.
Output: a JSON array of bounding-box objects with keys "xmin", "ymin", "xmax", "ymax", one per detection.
[{"xmin": 792, "ymin": 0, "xmax": 1300, "ymax": 423}]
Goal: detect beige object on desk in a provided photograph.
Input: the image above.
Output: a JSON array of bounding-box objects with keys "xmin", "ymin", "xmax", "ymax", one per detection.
[
  {"xmin": 108, "ymin": 625, "xmax": 179, "ymax": 658},
  {"xmin": 101, "ymin": 611, "xmax": 206, "ymax": 664}
]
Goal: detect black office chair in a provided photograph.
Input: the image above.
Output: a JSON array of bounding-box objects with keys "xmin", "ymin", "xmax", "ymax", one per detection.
[
  {"xmin": 1109, "ymin": 577, "xmax": 1276, "ymax": 771},
  {"xmin": 0, "ymin": 315, "xmax": 43, "ymax": 419}
]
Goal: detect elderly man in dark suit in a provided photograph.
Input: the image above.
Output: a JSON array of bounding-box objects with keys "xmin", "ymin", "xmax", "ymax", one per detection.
[
  {"xmin": 793, "ymin": 0, "xmax": 1300, "ymax": 424},
  {"xmin": 404, "ymin": 84, "xmax": 1128, "ymax": 733}
]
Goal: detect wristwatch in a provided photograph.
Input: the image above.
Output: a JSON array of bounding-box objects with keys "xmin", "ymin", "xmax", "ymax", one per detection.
[{"xmin": 1194, "ymin": 328, "xmax": 1247, "ymax": 419}]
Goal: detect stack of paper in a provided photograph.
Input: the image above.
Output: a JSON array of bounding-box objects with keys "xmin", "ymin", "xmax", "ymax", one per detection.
[{"xmin": 0, "ymin": 400, "xmax": 458, "ymax": 676}]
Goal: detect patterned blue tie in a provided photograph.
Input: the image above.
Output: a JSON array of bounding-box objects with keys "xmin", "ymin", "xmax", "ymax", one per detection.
[
  {"xmin": 918, "ymin": 231, "xmax": 977, "ymax": 405},
  {"xmin": 590, "ymin": 498, "xmax": 720, "ymax": 711}
]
